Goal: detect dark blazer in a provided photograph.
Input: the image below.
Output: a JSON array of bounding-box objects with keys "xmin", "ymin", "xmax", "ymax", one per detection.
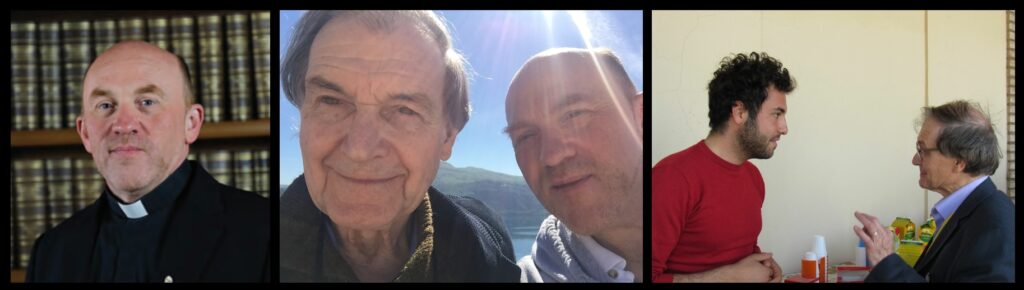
[
  {"xmin": 26, "ymin": 161, "xmax": 271, "ymax": 282},
  {"xmin": 866, "ymin": 177, "xmax": 1014, "ymax": 282},
  {"xmin": 279, "ymin": 175, "xmax": 521, "ymax": 282}
]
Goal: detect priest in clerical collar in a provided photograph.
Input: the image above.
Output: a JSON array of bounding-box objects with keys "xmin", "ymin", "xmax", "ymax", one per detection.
[{"xmin": 25, "ymin": 40, "xmax": 271, "ymax": 283}]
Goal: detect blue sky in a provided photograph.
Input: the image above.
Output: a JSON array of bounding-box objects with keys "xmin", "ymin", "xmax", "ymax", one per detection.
[{"xmin": 278, "ymin": 10, "xmax": 643, "ymax": 185}]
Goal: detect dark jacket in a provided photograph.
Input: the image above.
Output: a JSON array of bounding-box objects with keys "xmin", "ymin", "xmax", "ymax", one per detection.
[
  {"xmin": 26, "ymin": 161, "xmax": 271, "ymax": 282},
  {"xmin": 279, "ymin": 175, "xmax": 521, "ymax": 282},
  {"xmin": 866, "ymin": 177, "xmax": 1014, "ymax": 282}
]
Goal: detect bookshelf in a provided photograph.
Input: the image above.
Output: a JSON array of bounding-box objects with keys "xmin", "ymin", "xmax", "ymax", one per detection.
[{"xmin": 9, "ymin": 10, "xmax": 272, "ymax": 282}]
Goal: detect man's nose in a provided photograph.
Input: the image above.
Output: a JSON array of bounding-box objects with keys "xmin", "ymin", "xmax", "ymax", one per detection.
[
  {"xmin": 111, "ymin": 106, "xmax": 140, "ymax": 135},
  {"xmin": 339, "ymin": 112, "xmax": 389, "ymax": 162},
  {"xmin": 539, "ymin": 133, "xmax": 575, "ymax": 168},
  {"xmin": 778, "ymin": 115, "xmax": 789, "ymax": 135}
]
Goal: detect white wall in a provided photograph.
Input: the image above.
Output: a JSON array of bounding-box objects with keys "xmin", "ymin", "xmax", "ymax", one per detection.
[{"xmin": 653, "ymin": 10, "xmax": 1008, "ymax": 276}]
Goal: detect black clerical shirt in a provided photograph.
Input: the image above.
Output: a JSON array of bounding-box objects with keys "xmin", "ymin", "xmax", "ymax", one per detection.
[{"xmin": 93, "ymin": 161, "xmax": 190, "ymax": 282}]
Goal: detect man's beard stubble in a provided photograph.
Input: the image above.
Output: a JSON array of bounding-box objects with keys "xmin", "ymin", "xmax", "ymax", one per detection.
[{"xmin": 739, "ymin": 117, "xmax": 774, "ymax": 160}]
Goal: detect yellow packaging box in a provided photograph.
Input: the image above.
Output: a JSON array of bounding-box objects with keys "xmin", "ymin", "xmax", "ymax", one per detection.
[
  {"xmin": 891, "ymin": 217, "xmax": 917, "ymax": 241},
  {"xmin": 896, "ymin": 240, "xmax": 925, "ymax": 266},
  {"xmin": 919, "ymin": 218, "xmax": 936, "ymax": 244}
]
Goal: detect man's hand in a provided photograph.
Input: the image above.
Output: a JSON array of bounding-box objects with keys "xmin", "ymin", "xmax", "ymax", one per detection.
[
  {"xmin": 671, "ymin": 252, "xmax": 775, "ymax": 282},
  {"xmin": 722, "ymin": 252, "xmax": 775, "ymax": 282},
  {"xmin": 853, "ymin": 211, "xmax": 896, "ymax": 266},
  {"xmin": 760, "ymin": 253, "xmax": 783, "ymax": 282}
]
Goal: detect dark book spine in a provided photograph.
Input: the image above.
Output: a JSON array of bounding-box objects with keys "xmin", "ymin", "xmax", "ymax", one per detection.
[
  {"xmin": 46, "ymin": 158, "xmax": 74, "ymax": 226},
  {"xmin": 201, "ymin": 150, "xmax": 234, "ymax": 186},
  {"xmin": 117, "ymin": 17, "xmax": 146, "ymax": 42},
  {"xmin": 170, "ymin": 15, "xmax": 198, "ymax": 100},
  {"xmin": 14, "ymin": 159, "xmax": 46, "ymax": 268},
  {"xmin": 38, "ymin": 21, "xmax": 63, "ymax": 130},
  {"xmin": 198, "ymin": 14, "xmax": 225, "ymax": 123},
  {"xmin": 255, "ymin": 149, "xmax": 269, "ymax": 198},
  {"xmin": 226, "ymin": 13, "xmax": 252, "ymax": 121},
  {"xmin": 73, "ymin": 157, "xmax": 104, "ymax": 211},
  {"xmin": 12, "ymin": 166, "xmax": 17, "ymax": 268},
  {"xmin": 147, "ymin": 17, "xmax": 171, "ymax": 50},
  {"xmin": 251, "ymin": 11, "xmax": 271, "ymax": 119},
  {"xmin": 233, "ymin": 150, "xmax": 254, "ymax": 193},
  {"xmin": 91, "ymin": 19, "xmax": 117, "ymax": 57},
  {"xmin": 61, "ymin": 20, "xmax": 91, "ymax": 128},
  {"xmin": 11, "ymin": 21, "xmax": 38, "ymax": 131}
]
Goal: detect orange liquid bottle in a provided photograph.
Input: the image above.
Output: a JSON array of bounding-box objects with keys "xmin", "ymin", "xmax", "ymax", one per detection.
[
  {"xmin": 819, "ymin": 255, "xmax": 827, "ymax": 283},
  {"xmin": 801, "ymin": 252, "xmax": 818, "ymax": 279}
]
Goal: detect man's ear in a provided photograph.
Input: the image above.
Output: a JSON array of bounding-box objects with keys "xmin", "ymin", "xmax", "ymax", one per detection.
[
  {"xmin": 440, "ymin": 125, "xmax": 459, "ymax": 161},
  {"xmin": 731, "ymin": 101, "xmax": 748, "ymax": 126},
  {"xmin": 953, "ymin": 158, "xmax": 968, "ymax": 174},
  {"xmin": 76, "ymin": 116, "xmax": 93, "ymax": 153},
  {"xmin": 184, "ymin": 104, "xmax": 204, "ymax": 144},
  {"xmin": 632, "ymin": 91, "xmax": 644, "ymax": 137}
]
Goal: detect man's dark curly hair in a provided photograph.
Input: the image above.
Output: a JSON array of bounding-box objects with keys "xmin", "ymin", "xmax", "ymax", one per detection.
[{"xmin": 707, "ymin": 52, "xmax": 795, "ymax": 133}]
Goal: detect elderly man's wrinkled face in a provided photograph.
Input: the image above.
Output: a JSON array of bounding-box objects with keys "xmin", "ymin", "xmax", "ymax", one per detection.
[
  {"xmin": 300, "ymin": 18, "xmax": 454, "ymax": 231},
  {"xmin": 77, "ymin": 42, "xmax": 200, "ymax": 201},
  {"xmin": 912, "ymin": 118, "xmax": 962, "ymax": 193},
  {"xmin": 505, "ymin": 53, "xmax": 643, "ymax": 235}
]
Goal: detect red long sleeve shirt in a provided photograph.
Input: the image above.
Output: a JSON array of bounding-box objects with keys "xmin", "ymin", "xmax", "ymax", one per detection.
[{"xmin": 652, "ymin": 140, "xmax": 765, "ymax": 283}]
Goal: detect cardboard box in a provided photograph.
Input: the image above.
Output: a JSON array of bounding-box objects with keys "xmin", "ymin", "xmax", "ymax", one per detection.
[
  {"xmin": 784, "ymin": 275, "xmax": 819, "ymax": 283},
  {"xmin": 836, "ymin": 266, "xmax": 871, "ymax": 283},
  {"xmin": 896, "ymin": 239, "xmax": 925, "ymax": 266}
]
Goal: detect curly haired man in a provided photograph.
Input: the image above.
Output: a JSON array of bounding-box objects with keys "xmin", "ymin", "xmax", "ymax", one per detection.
[{"xmin": 652, "ymin": 52, "xmax": 796, "ymax": 283}]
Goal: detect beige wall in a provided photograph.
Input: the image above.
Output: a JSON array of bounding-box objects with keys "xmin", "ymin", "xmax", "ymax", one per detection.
[{"xmin": 653, "ymin": 10, "xmax": 1008, "ymax": 275}]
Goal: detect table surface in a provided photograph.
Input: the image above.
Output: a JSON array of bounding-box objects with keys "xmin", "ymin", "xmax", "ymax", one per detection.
[{"xmin": 782, "ymin": 261, "xmax": 864, "ymax": 283}]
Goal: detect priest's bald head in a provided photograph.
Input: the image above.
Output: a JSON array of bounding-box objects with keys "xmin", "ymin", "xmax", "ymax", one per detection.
[{"xmin": 76, "ymin": 41, "xmax": 205, "ymax": 203}]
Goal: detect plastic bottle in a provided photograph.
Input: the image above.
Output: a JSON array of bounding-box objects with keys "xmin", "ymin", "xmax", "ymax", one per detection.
[
  {"xmin": 812, "ymin": 235, "xmax": 828, "ymax": 283},
  {"xmin": 801, "ymin": 251, "xmax": 818, "ymax": 279},
  {"xmin": 855, "ymin": 239, "xmax": 867, "ymax": 266}
]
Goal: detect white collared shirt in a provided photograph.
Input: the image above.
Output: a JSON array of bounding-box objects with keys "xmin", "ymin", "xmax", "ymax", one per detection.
[{"xmin": 574, "ymin": 234, "xmax": 635, "ymax": 283}]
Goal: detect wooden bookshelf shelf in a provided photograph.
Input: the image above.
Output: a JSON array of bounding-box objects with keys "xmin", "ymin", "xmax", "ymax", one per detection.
[
  {"xmin": 11, "ymin": 119, "xmax": 271, "ymax": 148},
  {"xmin": 11, "ymin": 269, "xmax": 25, "ymax": 283},
  {"xmin": 9, "ymin": 128, "xmax": 82, "ymax": 148},
  {"xmin": 195, "ymin": 119, "xmax": 271, "ymax": 141}
]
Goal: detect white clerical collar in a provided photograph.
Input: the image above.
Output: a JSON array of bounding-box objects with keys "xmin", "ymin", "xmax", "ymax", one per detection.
[{"xmin": 118, "ymin": 200, "xmax": 149, "ymax": 219}]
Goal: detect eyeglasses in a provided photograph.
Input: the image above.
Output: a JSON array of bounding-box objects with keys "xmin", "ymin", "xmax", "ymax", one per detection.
[{"xmin": 916, "ymin": 146, "xmax": 940, "ymax": 157}]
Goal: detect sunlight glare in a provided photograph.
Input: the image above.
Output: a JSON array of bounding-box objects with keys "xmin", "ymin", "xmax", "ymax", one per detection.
[{"xmin": 567, "ymin": 10, "xmax": 642, "ymax": 148}]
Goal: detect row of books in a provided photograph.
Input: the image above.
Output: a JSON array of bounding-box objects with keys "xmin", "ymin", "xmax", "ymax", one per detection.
[
  {"xmin": 10, "ymin": 157, "xmax": 102, "ymax": 269},
  {"xmin": 10, "ymin": 11, "xmax": 272, "ymax": 131},
  {"xmin": 194, "ymin": 149, "xmax": 273, "ymax": 199},
  {"xmin": 9, "ymin": 148, "xmax": 271, "ymax": 269}
]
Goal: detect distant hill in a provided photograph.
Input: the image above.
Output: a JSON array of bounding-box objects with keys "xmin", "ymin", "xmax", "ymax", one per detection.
[
  {"xmin": 432, "ymin": 162, "xmax": 549, "ymax": 229},
  {"xmin": 279, "ymin": 162, "xmax": 550, "ymax": 230}
]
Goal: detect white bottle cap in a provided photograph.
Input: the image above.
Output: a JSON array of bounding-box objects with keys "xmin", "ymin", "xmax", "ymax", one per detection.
[
  {"xmin": 804, "ymin": 251, "xmax": 818, "ymax": 260},
  {"xmin": 812, "ymin": 235, "xmax": 827, "ymax": 257}
]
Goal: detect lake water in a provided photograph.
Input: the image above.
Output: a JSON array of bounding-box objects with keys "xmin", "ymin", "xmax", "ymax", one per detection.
[{"xmin": 510, "ymin": 226, "xmax": 539, "ymax": 261}]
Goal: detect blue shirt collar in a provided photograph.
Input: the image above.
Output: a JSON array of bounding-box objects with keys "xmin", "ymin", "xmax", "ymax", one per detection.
[{"xmin": 931, "ymin": 176, "xmax": 987, "ymax": 228}]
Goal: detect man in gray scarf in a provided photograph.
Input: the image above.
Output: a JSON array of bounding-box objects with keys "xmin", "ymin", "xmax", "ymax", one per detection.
[{"xmin": 504, "ymin": 48, "xmax": 644, "ymax": 282}]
